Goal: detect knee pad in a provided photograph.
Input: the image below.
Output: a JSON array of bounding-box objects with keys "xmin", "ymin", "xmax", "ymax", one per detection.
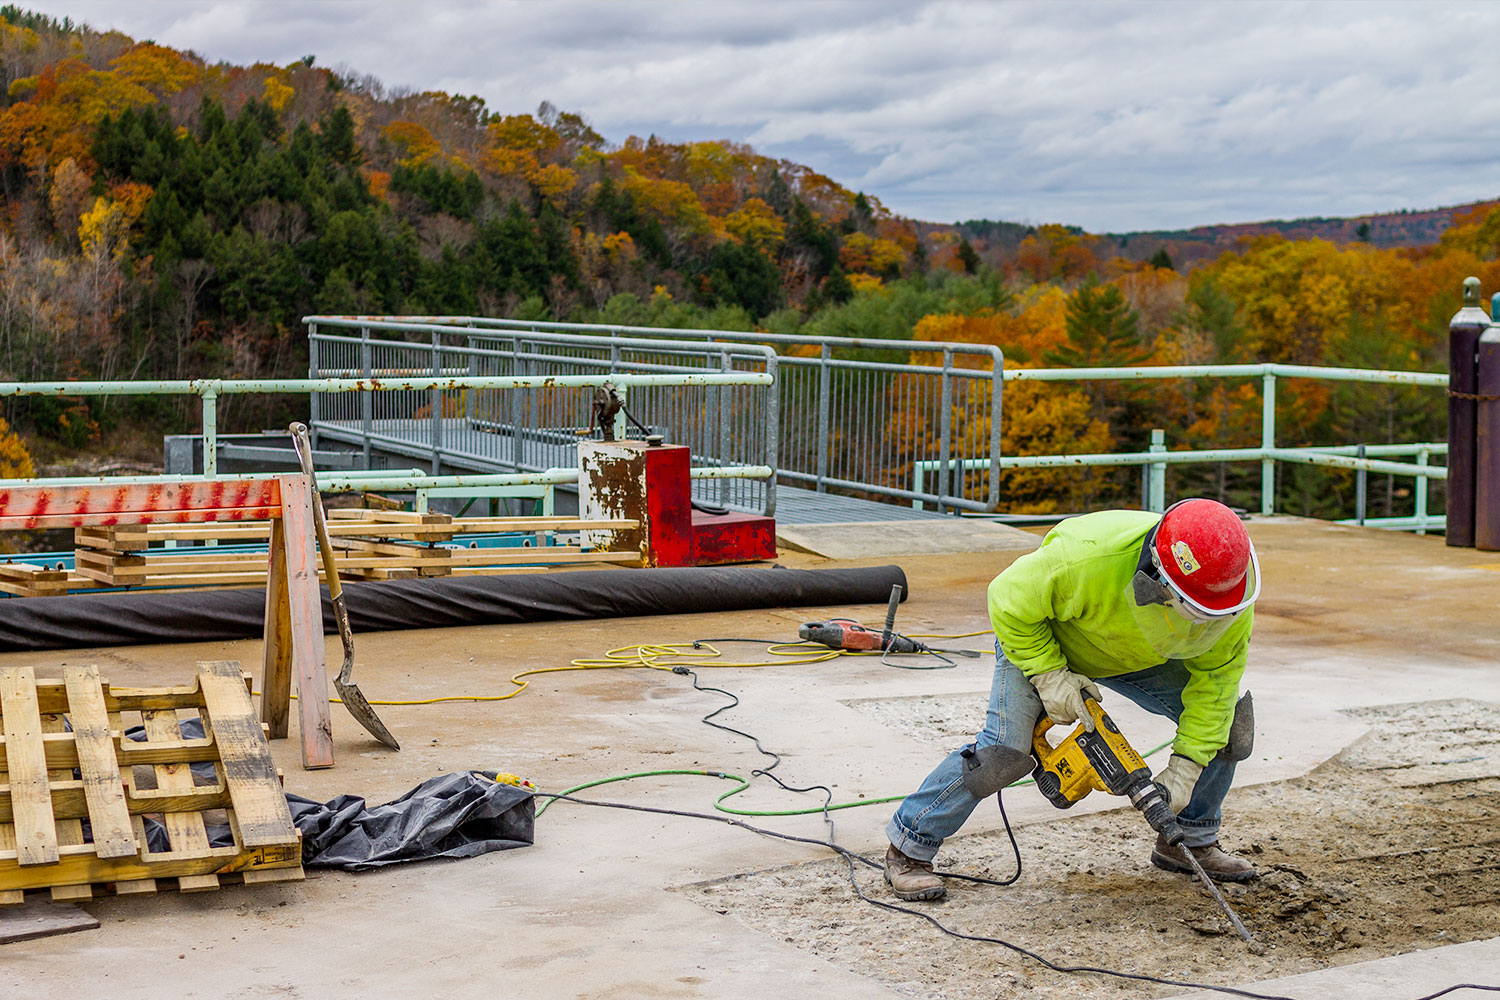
[
  {"xmin": 960, "ymin": 743, "xmax": 1034, "ymax": 798},
  {"xmin": 1216, "ymin": 691, "xmax": 1254, "ymax": 762}
]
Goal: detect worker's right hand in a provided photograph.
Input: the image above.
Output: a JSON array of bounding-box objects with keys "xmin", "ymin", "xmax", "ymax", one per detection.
[{"xmin": 1029, "ymin": 668, "xmax": 1102, "ymax": 732}]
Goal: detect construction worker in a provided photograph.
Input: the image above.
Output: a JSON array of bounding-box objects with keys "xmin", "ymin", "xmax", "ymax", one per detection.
[{"xmin": 884, "ymin": 498, "xmax": 1259, "ymax": 901}]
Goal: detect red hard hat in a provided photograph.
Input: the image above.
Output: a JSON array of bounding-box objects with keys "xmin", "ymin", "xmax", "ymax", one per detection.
[{"xmin": 1151, "ymin": 499, "xmax": 1258, "ymax": 615}]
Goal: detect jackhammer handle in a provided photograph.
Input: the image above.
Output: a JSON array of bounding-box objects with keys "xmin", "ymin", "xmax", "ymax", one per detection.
[
  {"xmin": 1031, "ymin": 715, "xmax": 1056, "ymax": 758},
  {"xmin": 1030, "ymin": 695, "xmax": 1106, "ymax": 758},
  {"xmin": 881, "ymin": 584, "xmax": 902, "ymax": 647}
]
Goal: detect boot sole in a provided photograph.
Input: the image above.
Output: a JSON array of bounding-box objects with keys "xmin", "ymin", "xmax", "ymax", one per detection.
[
  {"xmin": 1150, "ymin": 851, "xmax": 1257, "ymax": 883},
  {"xmin": 884, "ymin": 872, "xmax": 946, "ymax": 901}
]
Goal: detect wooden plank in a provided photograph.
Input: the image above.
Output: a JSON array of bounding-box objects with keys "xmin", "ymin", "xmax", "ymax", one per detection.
[
  {"xmin": 140, "ymin": 709, "xmax": 219, "ymax": 892},
  {"xmin": 0, "ymin": 749, "xmax": 18, "ymax": 903},
  {"xmin": 68, "ymin": 517, "xmax": 634, "ymax": 542},
  {"xmin": 36, "ymin": 680, "xmax": 205, "ymax": 715},
  {"xmin": 0, "ymin": 839, "xmax": 298, "ymax": 892},
  {"xmin": 240, "ymin": 866, "xmax": 304, "ymax": 885},
  {"xmin": 328, "ymin": 508, "xmax": 451, "ymax": 523},
  {"xmin": 0, "ymin": 564, "xmax": 68, "ymax": 582},
  {"xmin": 331, "ymin": 538, "xmax": 451, "ymax": 559},
  {"xmin": 0, "ymin": 730, "xmax": 218, "ymax": 772},
  {"xmin": 75, "ymin": 515, "xmax": 634, "ymax": 539},
  {"xmin": 74, "ymin": 549, "xmax": 146, "ymax": 570},
  {"xmin": 0, "ymin": 667, "xmax": 58, "ymax": 867},
  {"xmin": 278, "ymin": 475, "xmax": 334, "ymax": 769},
  {"xmin": 78, "ymin": 551, "xmax": 267, "ymax": 576},
  {"xmin": 81, "ymin": 524, "xmax": 272, "ymax": 544},
  {"xmin": 107, "ymin": 737, "xmax": 157, "ymax": 897},
  {"xmin": 0, "ymin": 897, "xmax": 99, "ymax": 941},
  {"xmin": 196, "ymin": 661, "xmax": 297, "ymax": 849},
  {"xmin": 39, "ymin": 712, "xmax": 88, "ymax": 900},
  {"xmin": 444, "ymin": 547, "xmax": 621, "ymax": 563},
  {"xmin": 0, "ymin": 505, "xmax": 282, "ymax": 532},
  {"xmin": 261, "ymin": 520, "xmax": 293, "ymax": 741},
  {"xmin": 0, "ymin": 779, "xmax": 229, "ymax": 822},
  {"xmin": 340, "ymin": 566, "xmax": 418, "ymax": 581},
  {"xmin": 61, "ymin": 665, "xmax": 135, "ymax": 859},
  {"xmin": 75, "ymin": 525, "xmax": 150, "ymax": 549},
  {"xmin": 0, "ymin": 479, "xmax": 281, "ymax": 518}
]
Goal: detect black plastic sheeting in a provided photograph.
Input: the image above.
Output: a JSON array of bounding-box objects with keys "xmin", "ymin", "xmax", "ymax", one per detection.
[
  {"xmin": 126, "ymin": 723, "xmax": 534, "ymax": 869},
  {"xmin": 0, "ymin": 565, "xmax": 908, "ymax": 652},
  {"xmin": 285, "ymin": 772, "xmax": 534, "ymax": 869}
]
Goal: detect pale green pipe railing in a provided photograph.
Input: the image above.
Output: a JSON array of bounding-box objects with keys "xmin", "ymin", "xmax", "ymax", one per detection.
[
  {"xmin": 0, "ymin": 372, "xmax": 770, "ymax": 478},
  {"xmin": 914, "ymin": 442, "xmax": 1448, "ymax": 527},
  {"xmin": 995, "ymin": 362, "xmax": 1446, "ymax": 519}
]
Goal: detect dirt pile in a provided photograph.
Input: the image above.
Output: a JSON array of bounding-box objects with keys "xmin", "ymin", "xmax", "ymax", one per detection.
[{"xmin": 683, "ymin": 699, "xmax": 1500, "ymax": 998}]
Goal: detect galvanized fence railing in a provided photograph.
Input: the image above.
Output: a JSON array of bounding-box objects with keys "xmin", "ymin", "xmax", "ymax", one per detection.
[
  {"xmin": 314, "ymin": 314, "xmax": 1004, "ymax": 513},
  {"xmin": 0, "ymin": 372, "xmax": 775, "ymax": 513},
  {"xmin": 304, "ymin": 318, "xmax": 779, "ymax": 515},
  {"xmin": 943, "ymin": 363, "xmax": 1445, "ymax": 529},
  {"xmin": 306, "ymin": 317, "xmax": 1450, "ymax": 527}
]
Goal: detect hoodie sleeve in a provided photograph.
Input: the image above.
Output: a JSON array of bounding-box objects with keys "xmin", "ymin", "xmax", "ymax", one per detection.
[
  {"xmin": 1174, "ymin": 608, "xmax": 1253, "ymax": 765},
  {"xmin": 987, "ymin": 545, "xmax": 1074, "ymax": 678}
]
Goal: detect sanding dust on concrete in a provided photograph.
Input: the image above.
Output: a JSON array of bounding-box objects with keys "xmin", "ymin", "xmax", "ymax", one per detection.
[{"xmin": 681, "ymin": 699, "xmax": 1500, "ymax": 999}]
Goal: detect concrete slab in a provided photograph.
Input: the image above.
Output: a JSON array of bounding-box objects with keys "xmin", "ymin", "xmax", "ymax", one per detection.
[
  {"xmin": 1165, "ymin": 936, "xmax": 1500, "ymax": 999},
  {"xmin": 777, "ymin": 518, "xmax": 1041, "ymax": 559},
  {"xmin": 5, "ymin": 515, "xmax": 1498, "ymax": 999}
]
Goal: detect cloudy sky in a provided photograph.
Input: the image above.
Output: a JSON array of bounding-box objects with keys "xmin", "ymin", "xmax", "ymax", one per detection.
[{"xmin": 23, "ymin": 0, "xmax": 1500, "ymax": 232}]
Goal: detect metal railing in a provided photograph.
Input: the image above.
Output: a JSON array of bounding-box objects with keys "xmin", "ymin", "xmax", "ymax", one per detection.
[
  {"xmin": 305, "ymin": 318, "xmax": 779, "ymax": 515},
  {"xmin": 312, "ymin": 314, "xmax": 1004, "ymax": 513},
  {"xmin": 323, "ymin": 318, "xmax": 1453, "ymax": 527},
  {"xmin": 902, "ymin": 363, "xmax": 1447, "ymax": 529},
  {"xmin": 0, "ymin": 372, "xmax": 774, "ymax": 512}
]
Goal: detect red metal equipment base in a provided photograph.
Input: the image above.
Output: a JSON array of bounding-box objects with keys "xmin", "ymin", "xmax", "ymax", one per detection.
[{"xmin": 577, "ymin": 440, "xmax": 776, "ymax": 567}]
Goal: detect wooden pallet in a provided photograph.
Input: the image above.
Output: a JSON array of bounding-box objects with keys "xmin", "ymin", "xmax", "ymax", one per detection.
[
  {"xmin": 68, "ymin": 512, "xmax": 643, "ymax": 588},
  {"xmin": 0, "ymin": 660, "xmax": 304, "ymax": 901},
  {"xmin": 0, "ymin": 563, "xmax": 73, "ymax": 598}
]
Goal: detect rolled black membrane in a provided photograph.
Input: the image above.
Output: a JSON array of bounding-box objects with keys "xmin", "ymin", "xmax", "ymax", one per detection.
[{"xmin": 0, "ymin": 564, "xmax": 909, "ymax": 652}]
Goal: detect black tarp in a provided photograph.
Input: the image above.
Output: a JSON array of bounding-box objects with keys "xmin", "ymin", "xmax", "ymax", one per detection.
[
  {"xmin": 127, "ymin": 726, "xmax": 534, "ymax": 869},
  {"xmin": 0, "ymin": 565, "xmax": 907, "ymax": 652},
  {"xmin": 285, "ymin": 772, "xmax": 534, "ymax": 869}
]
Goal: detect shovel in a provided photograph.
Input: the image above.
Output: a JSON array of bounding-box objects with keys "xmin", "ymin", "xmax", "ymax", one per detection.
[{"xmin": 289, "ymin": 422, "xmax": 401, "ymax": 750}]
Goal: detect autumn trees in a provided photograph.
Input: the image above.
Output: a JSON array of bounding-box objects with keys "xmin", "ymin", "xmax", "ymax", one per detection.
[{"xmin": 0, "ymin": 13, "xmax": 1487, "ymax": 522}]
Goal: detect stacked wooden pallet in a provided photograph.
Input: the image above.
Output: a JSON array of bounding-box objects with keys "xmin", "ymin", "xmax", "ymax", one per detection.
[
  {"xmin": 0, "ymin": 660, "xmax": 303, "ymax": 902},
  {"xmin": 0, "ymin": 562, "xmax": 92, "ymax": 598},
  {"xmin": 64, "ymin": 510, "xmax": 642, "ymax": 590},
  {"xmin": 327, "ymin": 509, "xmax": 455, "ymax": 580}
]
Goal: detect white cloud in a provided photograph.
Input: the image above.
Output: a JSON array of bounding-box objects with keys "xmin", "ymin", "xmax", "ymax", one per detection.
[{"xmin": 18, "ymin": 0, "xmax": 1500, "ymax": 230}]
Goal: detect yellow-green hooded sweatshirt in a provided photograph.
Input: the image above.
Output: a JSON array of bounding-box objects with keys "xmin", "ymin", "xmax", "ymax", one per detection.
[{"xmin": 987, "ymin": 509, "xmax": 1252, "ymax": 765}]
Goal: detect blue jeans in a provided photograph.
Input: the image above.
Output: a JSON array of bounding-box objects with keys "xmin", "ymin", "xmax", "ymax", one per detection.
[{"xmin": 885, "ymin": 647, "xmax": 1236, "ymax": 861}]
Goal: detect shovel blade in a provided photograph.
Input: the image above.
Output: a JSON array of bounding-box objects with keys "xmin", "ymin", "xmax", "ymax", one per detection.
[{"xmin": 335, "ymin": 679, "xmax": 401, "ymax": 750}]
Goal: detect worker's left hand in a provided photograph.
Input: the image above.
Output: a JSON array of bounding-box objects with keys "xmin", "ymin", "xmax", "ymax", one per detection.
[{"xmin": 1154, "ymin": 755, "xmax": 1205, "ymax": 813}]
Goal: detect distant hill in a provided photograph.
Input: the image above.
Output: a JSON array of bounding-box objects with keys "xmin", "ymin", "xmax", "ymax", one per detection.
[
  {"xmin": 955, "ymin": 200, "xmax": 1499, "ymax": 272},
  {"xmin": 1109, "ymin": 201, "xmax": 1500, "ymax": 269}
]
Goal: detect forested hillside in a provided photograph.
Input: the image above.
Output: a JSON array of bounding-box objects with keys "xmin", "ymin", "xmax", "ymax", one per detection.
[{"xmin": 2, "ymin": 8, "xmax": 1499, "ymax": 516}]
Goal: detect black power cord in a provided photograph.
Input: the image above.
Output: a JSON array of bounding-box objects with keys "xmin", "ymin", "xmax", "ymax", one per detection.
[{"xmin": 547, "ymin": 655, "xmax": 1500, "ymax": 1000}]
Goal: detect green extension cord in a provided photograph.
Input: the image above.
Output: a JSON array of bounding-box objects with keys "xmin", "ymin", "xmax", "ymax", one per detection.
[{"xmin": 533, "ymin": 739, "xmax": 1173, "ymax": 819}]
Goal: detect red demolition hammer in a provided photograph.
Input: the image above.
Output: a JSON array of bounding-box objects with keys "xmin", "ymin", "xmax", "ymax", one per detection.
[{"xmin": 798, "ymin": 585, "xmax": 980, "ymax": 666}]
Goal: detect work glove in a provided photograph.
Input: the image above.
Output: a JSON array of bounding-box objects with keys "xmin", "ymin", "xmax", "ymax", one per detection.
[
  {"xmin": 1154, "ymin": 754, "xmax": 1205, "ymax": 813},
  {"xmin": 1029, "ymin": 668, "xmax": 1103, "ymax": 732}
]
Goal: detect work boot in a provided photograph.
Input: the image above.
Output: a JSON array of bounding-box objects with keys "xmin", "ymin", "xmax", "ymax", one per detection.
[
  {"xmin": 1150, "ymin": 834, "xmax": 1257, "ymax": 882},
  {"xmin": 884, "ymin": 844, "xmax": 946, "ymax": 901}
]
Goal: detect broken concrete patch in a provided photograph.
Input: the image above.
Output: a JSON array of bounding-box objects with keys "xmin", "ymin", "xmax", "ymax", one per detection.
[{"xmin": 681, "ymin": 699, "xmax": 1500, "ymax": 999}]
